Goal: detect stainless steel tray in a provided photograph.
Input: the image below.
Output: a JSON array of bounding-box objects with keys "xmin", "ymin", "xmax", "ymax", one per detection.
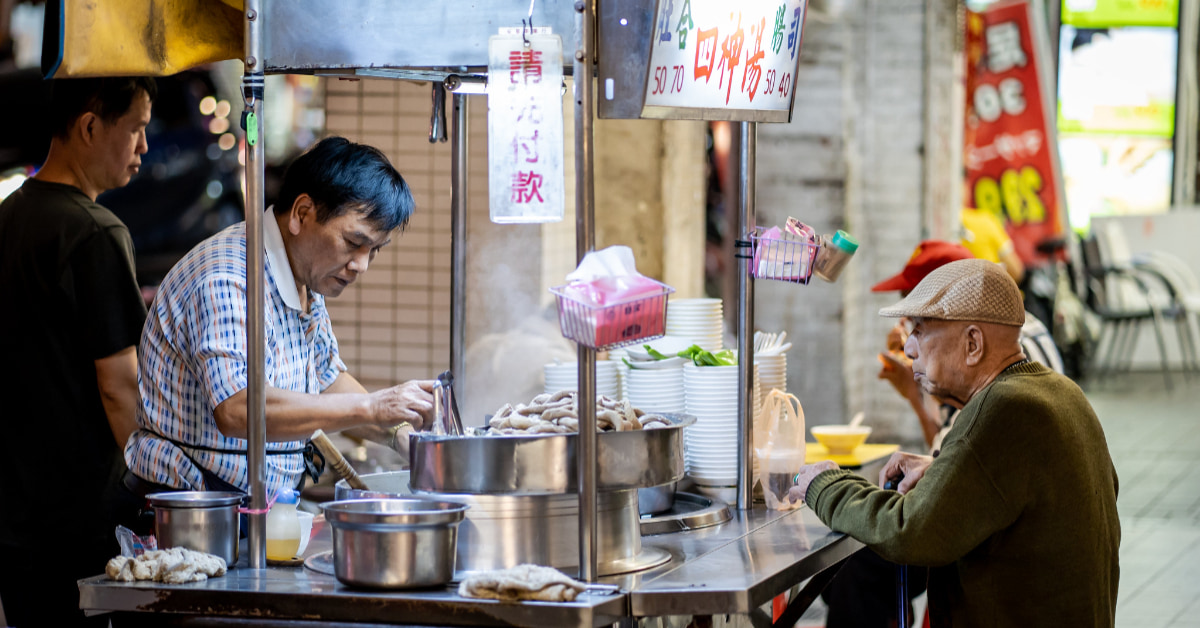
[{"xmin": 409, "ymin": 413, "xmax": 694, "ymax": 495}]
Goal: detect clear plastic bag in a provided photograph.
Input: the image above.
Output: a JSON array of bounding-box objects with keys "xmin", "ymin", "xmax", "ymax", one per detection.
[{"xmin": 755, "ymin": 389, "xmax": 807, "ymax": 510}]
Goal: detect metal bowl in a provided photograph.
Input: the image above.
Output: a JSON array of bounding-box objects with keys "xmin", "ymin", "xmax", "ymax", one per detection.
[
  {"xmin": 320, "ymin": 498, "xmax": 469, "ymax": 589},
  {"xmin": 409, "ymin": 413, "xmax": 695, "ymax": 495},
  {"xmin": 147, "ymin": 491, "xmax": 242, "ymax": 567}
]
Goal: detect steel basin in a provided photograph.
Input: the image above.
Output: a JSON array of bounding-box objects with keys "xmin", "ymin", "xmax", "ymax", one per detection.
[
  {"xmin": 147, "ymin": 491, "xmax": 242, "ymax": 567},
  {"xmin": 335, "ymin": 472, "xmax": 646, "ymax": 575},
  {"xmin": 321, "ymin": 498, "xmax": 468, "ymax": 589},
  {"xmin": 408, "ymin": 413, "xmax": 694, "ymax": 494}
]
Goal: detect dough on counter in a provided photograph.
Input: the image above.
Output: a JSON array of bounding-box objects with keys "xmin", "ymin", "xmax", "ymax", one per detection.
[
  {"xmin": 457, "ymin": 563, "xmax": 587, "ymax": 602},
  {"xmin": 106, "ymin": 547, "xmax": 227, "ymax": 583}
]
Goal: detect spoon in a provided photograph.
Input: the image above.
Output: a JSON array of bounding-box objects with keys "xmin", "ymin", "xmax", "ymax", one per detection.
[{"xmin": 848, "ymin": 411, "xmax": 865, "ymax": 429}]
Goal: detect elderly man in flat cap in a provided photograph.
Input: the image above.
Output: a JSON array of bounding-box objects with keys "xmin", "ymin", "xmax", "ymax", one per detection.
[{"xmin": 791, "ymin": 259, "xmax": 1120, "ymax": 627}]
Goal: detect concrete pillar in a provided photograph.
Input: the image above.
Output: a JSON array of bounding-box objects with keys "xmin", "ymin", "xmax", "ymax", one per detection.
[{"xmin": 592, "ymin": 118, "xmax": 707, "ymax": 297}]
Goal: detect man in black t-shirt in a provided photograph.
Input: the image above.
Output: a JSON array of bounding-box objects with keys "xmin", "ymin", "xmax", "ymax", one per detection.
[{"xmin": 0, "ymin": 77, "xmax": 156, "ymax": 628}]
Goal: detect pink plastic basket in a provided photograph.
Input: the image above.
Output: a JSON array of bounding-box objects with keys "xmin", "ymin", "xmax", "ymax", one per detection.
[
  {"xmin": 550, "ymin": 280, "xmax": 674, "ymax": 351},
  {"xmin": 749, "ymin": 226, "xmax": 820, "ymax": 284}
]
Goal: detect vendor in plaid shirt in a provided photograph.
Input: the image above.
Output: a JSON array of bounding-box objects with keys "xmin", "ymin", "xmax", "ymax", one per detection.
[{"xmin": 124, "ymin": 137, "xmax": 434, "ymax": 497}]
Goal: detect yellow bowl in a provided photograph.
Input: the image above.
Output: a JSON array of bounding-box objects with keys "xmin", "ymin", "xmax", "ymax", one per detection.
[{"xmin": 811, "ymin": 425, "xmax": 872, "ymax": 455}]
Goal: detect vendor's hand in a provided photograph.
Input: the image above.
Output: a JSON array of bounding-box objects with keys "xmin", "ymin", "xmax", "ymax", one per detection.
[
  {"xmin": 368, "ymin": 380, "xmax": 435, "ymax": 430},
  {"xmin": 786, "ymin": 460, "xmax": 839, "ymax": 504},
  {"xmin": 878, "ymin": 451, "xmax": 933, "ymax": 495}
]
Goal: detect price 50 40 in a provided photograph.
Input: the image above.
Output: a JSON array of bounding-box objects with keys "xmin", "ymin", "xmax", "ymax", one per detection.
[
  {"xmin": 973, "ymin": 166, "xmax": 1046, "ymax": 226},
  {"xmin": 651, "ymin": 65, "xmax": 686, "ymax": 95}
]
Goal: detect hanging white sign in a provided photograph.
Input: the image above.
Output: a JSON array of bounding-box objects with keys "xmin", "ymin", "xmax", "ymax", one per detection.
[
  {"xmin": 487, "ymin": 32, "xmax": 565, "ymax": 224},
  {"xmin": 643, "ymin": 0, "xmax": 808, "ymax": 120}
]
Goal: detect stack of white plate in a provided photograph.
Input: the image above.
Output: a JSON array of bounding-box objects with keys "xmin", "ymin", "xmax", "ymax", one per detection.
[
  {"xmin": 543, "ymin": 360, "xmax": 620, "ymax": 398},
  {"xmin": 626, "ymin": 367, "xmax": 686, "ymax": 414},
  {"xmin": 681, "ymin": 363, "xmax": 740, "ymax": 489},
  {"xmin": 666, "ymin": 298, "xmax": 724, "ymax": 352}
]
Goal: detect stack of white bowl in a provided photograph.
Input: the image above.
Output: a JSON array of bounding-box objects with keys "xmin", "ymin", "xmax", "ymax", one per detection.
[
  {"xmin": 682, "ymin": 363, "xmax": 760, "ymax": 491},
  {"xmin": 607, "ymin": 348, "xmax": 630, "ymax": 400},
  {"xmin": 755, "ymin": 353, "xmax": 787, "ymax": 396},
  {"xmin": 626, "ymin": 367, "xmax": 686, "ymax": 414},
  {"xmin": 666, "ymin": 298, "xmax": 724, "ymax": 351},
  {"xmin": 543, "ymin": 360, "xmax": 620, "ymax": 398}
]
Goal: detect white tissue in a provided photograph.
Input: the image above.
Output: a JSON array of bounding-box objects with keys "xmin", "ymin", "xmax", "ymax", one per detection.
[{"xmin": 566, "ymin": 245, "xmax": 641, "ymax": 282}]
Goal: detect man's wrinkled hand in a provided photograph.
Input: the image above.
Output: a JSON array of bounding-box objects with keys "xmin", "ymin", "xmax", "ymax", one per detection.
[
  {"xmin": 787, "ymin": 460, "xmax": 839, "ymax": 505},
  {"xmin": 878, "ymin": 451, "xmax": 933, "ymax": 495},
  {"xmin": 369, "ymin": 380, "xmax": 435, "ymax": 430}
]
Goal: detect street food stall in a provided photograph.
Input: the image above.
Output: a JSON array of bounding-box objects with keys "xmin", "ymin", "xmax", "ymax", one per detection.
[{"xmin": 51, "ymin": 0, "xmax": 871, "ymax": 624}]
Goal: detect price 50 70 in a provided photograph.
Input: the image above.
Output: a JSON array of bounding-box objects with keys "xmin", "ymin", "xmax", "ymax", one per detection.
[{"xmin": 651, "ymin": 65, "xmax": 686, "ymax": 95}]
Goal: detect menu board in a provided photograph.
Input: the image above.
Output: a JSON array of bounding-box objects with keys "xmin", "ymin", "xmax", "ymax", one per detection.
[
  {"xmin": 642, "ymin": 0, "xmax": 808, "ymax": 122},
  {"xmin": 963, "ymin": 0, "xmax": 1066, "ymax": 266}
]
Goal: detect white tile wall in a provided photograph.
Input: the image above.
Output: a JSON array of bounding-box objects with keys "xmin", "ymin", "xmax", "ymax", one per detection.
[{"xmin": 321, "ymin": 78, "xmax": 466, "ymax": 389}]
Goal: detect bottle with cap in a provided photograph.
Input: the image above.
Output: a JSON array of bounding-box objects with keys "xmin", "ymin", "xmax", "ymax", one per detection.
[
  {"xmin": 265, "ymin": 490, "xmax": 301, "ymax": 561},
  {"xmin": 812, "ymin": 230, "xmax": 859, "ymax": 283}
]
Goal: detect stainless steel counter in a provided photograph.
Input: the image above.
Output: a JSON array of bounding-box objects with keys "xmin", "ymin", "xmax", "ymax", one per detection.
[
  {"xmin": 613, "ymin": 506, "xmax": 861, "ymax": 618},
  {"xmin": 78, "ymin": 505, "xmax": 862, "ymax": 627}
]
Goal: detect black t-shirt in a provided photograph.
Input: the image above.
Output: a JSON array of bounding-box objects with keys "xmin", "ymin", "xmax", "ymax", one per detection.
[{"xmin": 0, "ymin": 177, "xmax": 147, "ymax": 552}]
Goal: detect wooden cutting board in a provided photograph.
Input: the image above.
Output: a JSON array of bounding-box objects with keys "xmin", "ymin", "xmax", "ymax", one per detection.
[{"xmin": 805, "ymin": 443, "xmax": 899, "ymax": 468}]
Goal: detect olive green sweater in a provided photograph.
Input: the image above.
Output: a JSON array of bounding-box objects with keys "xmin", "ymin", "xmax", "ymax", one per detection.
[{"xmin": 807, "ymin": 361, "xmax": 1120, "ymax": 627}]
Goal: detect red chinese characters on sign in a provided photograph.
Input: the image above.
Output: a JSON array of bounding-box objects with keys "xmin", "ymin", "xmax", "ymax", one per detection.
[
  {"xmin": 512, "ymin": 171, "xmax": 545, "ymax": 203},
  {"xmin": 964, "ymin": 1, "xmax": 1063, "ymax": 267},
  {"xmin": 658, "ymin": 1, "xmax": 803, "ymax": 107},
  {"xmin": 715, "ymin": 13, "xmax": 745, "ymax": 105},
  {"xmin": 509, "ymin": 50, "xmax": 544, "ymax": 84},
  {"xmin": 743, "ymin": 17, "xmax": 767, "ymax": 102},
  {"xmin": 694, "ymin": 27, "xmax": 719, "ymax": 83},
  {"xmin": 510, "ymin": 50, "xmax": 546, "ymax": 205}
]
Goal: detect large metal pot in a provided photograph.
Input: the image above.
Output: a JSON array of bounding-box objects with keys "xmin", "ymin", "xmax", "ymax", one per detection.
[
  {"xmin": 147, "ymin": 491, "xmax": 242, "ymax": 567},
  {"xmin": 335, "ymin": 472, "xmax": 664, "ymax": 576},
  {"xmin": 321, "ymin": 498, "xmax": 468, "ymax": 589}
]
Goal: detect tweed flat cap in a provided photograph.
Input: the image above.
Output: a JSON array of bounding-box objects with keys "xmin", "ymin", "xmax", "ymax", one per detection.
[{"xmin": 879, "ymin": 258, "xmax": 1024, "ymax": 326}]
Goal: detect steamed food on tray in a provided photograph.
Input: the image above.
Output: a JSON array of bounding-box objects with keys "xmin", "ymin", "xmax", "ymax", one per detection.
[{"xmin": 488, "ymin": 391, "xmax": 671, "ymax": 435}]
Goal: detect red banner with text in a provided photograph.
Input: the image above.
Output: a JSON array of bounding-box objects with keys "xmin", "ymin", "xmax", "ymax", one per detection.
[{"xmin": 964, "ymin": 0, "xmax": 1065, "ymax": 267}]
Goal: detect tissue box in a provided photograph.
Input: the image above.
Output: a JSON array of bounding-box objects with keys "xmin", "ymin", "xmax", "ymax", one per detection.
[{"xmin": 550, "ymin": 278, "xmax": 673, "ymax": 351}]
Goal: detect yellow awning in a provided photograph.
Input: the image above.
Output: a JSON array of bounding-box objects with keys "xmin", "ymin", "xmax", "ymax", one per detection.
[{"xmin": 45, "ymin": 0, "xmax": 244, "ymax": 78}]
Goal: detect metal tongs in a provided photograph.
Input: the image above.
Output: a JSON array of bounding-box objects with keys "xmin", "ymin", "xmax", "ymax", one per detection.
[{"xmin": 432, "ymin": 370, "xmax": 464, "ymax": 436}]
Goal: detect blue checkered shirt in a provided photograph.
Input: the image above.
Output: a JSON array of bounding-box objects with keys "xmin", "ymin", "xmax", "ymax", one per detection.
[{"xmin": 125, "ymin": 214, "xmax": 346, "ymax": 494}]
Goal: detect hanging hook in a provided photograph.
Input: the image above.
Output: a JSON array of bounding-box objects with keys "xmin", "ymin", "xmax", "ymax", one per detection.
[{"xmin": 523, "ymin": 0, "xmax": 536, "ymax": 46}]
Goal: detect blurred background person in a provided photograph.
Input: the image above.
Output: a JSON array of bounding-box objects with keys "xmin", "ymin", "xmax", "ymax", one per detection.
[{"xmin": 0, "ymin": 76, "xmax": 156, "ymax": 628}]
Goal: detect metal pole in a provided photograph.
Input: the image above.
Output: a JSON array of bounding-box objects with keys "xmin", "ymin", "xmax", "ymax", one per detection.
[
  {"xmin": 736, "ymin": 121, "xmax": 757, "ymax": 511},
  {"xmin": 242, "ymin": 0, "xmax": 267, "ymax": 569},
  {"xmin": 1173, "ymin": 0, "xmax": 1199, "ymax": 207},
  {"xmin": 450, "ymin": 94, "xmax": 468, "ymax": 385},
  {"xmin": 574, "ymin": 0, "xmax": 598, "ymax": 582}
]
